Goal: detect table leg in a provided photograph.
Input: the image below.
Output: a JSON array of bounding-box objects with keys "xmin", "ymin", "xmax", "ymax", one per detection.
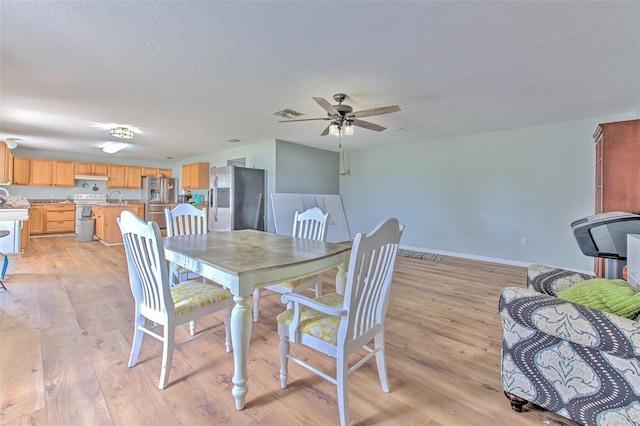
[{"xmin": 231, "ymin": 295, "xmax": 252, "ymax": 410}]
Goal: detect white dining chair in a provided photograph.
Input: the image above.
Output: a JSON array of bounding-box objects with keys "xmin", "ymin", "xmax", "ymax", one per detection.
[
  {"xmin": 165, "ymin": 203, "xmax": 208, "ymax": 284},
  {"xmin": 118, "ymin": 210, "xmax": 232, "ymax": 390},
  {"xmin": 276, "ymin": 218, "xmax": 403, "ymax": 426},
  {"xmin": 252, "ymin": 207, "xmax": 330, "ymax": 322}
]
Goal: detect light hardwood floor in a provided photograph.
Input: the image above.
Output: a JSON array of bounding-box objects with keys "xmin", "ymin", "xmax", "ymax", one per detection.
[{"xmin": 0, "ymin": 236, "xmax": 577, "ymax": 425}]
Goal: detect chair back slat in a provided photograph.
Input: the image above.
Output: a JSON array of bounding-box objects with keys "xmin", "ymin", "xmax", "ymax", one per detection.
[
  {"xmin": 340, "ymin": 218, "xmax": 403, "ymax": 345},
  {"xmin": 292, "ymin": 207, "xmax": 329, "ymax": 242},
  {"xmin": 119, "ymin": 211, "xmax": 174, "ymax": 317},
  {"xmin": 165, "ymin": 203, "xmax": 208, "ymax": 237}
]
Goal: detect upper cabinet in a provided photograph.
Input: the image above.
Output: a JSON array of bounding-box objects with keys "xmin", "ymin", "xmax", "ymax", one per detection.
[
  {"xmin": 3, "ymin": 150, "xmax": 171, "ymax": 187},
  {"xmin": 0, "ymin": 142, "xmax": 13, "ymax": 185},
  {"xmin": 52, "ymin": 161, "xmax": 75, "ymax": 186},
  {"xmin": 12, "ymin": 156, "xmax": 30, "ymax": 185},
  {"xmin": 30, "ymin": 159, "xmax": 74, "ymax": 187},
  {"xmin": 107, "ymin": 165, "xmax": 142, "ymax": 189},
  {"xmin": 75, "ymin": 162, "xmax": 108, "ymax": 176},
  {"xmin": 142, "ymin": 167, "xmax": 173, "ymax": 177},
  {"xmin": 181, "ymin": 162, "xmax": 209, "ymax": 189}
]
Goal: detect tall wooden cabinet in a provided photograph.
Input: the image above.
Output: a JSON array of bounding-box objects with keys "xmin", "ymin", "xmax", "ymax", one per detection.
[
  {"xmin": 594, "ymin": 119, "xmax": 640, "ymax": 214},
  {"xmin": 593, "ymin": 119, "xmax": 640, "ymax": 276}
]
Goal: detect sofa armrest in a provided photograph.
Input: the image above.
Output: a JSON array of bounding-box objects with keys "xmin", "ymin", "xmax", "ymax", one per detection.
[
  {"xmin": 527, "ymin": 263, "xmax": 594, "ymax": 296},
  {"xmin": 500, "ymin": 286, "xmax": 640, "ymax": 359}
]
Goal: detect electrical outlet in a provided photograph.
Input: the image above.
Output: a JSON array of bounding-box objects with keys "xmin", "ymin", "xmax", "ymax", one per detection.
[{"xmin": 520, "ymin": 237, "xmax": 527, "ymax": 245}]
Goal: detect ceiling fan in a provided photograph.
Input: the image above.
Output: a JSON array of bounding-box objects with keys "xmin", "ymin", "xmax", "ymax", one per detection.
[{"xmin": 279, "ymin": 93, "xmax": 401, "ymax": 136}]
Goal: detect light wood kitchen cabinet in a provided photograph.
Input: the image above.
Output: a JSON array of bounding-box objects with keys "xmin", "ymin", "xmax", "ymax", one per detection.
[
  {"xmin": 0, "ymin": 142, "xmax": 13, "ymax": 185},
  {"xmin": 44, "ymin": 204, "xmax": 75, "ymax": 234},
  {"xmin": 142, "ymin": 167, "xmax": 173, "ymax": 177},
  {"xmin": 29, "ymin": 159, "xmax": 74, "ymax": 187},
  {"xmin": 125, "ymin": 166, "xmax": 142, "ymax": 189},
  {"xmin": 29, "ymin": 206, "xmax": 45, "ymax": 235},
  {"xmin": 107, "ymin": 164, "xmax": 125, "ymax": 188},
  {"xmin": 52, "ymin": 161, "xmax": 75, "ymax": 186},
  {"xmin": 12, "ymin": 156, "xmax": 30, "ymax": 185},
  {"xmin": 75, "ymin": 162, "xmax": 109, "ymax": 176},
  {"xmin": 21, "ymin": 218, "xmax": 30, "ymax": 249},
  {"xmin": 93, "ymin": 204, "xmax": 142, "ymax": 244},
  {"xmin": 108, "ymin": 165, "xmax": 142, "ymax": 188},
  {"xmin": 30, "ymin": 159, "xmax": 53, "ymax": 186},
  {"xmin": 181, "ymin": 162, "xmax": 209, "ymax": 189}
]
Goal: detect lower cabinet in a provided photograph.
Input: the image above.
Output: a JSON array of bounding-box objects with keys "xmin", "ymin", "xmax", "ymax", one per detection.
[
  {"xmin": 29, "ymin": 206, "xmax": 45, "ymax": 235},
  {"xmin": 29, "ymin": 204, "xmax": 74, "ymax": 235},
  {"xmin": 93, "ymin": 204, "xmax": 143, "ymax": 244},
  {"xmin": 45, "ymin": 205, "xmax": 75, "ymax": 233}
]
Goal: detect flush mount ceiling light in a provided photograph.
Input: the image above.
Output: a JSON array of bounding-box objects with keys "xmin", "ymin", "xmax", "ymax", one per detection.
[
  {"xmin": 110, "ymin": 126, "xmax": 134, "ymax": 139},
  {"xmin": 5, "ymin": 138, "xmax": 19, "ymax": 149},
  {"xmin": 103, "ymin": 141, "xmax": 128, "ymax": 153}
]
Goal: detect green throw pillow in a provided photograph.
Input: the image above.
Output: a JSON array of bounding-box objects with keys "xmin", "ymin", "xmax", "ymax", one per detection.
[{"xmin": 557, "ymin": 278, "xmax": 640, "ymax": 319}]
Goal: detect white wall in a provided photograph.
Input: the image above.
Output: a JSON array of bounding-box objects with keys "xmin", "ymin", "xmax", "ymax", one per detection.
[{"xmin": 340, "ymin": 113, "xmax": 637, "ymax": 272}]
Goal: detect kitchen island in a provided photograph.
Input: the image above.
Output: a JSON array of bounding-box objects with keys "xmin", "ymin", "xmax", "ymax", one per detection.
[{"xmin": 92, "ymin": 203, "xmax": 144, "ymax": 245}]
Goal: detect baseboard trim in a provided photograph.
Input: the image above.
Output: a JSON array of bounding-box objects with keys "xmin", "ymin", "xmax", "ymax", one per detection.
[{"xmin": 399, "ymin": 244, "xmax": 594, "ymax": 275}]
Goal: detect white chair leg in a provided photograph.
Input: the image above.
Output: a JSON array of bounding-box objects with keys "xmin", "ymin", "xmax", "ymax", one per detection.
[
  {"xmin": 336, "ymin": 354, "xmax": 349, "ymax": 426},
  {"xmin": 374, "ymin": 333, "xmax": 390, "ymax": 392},
  {"xmin": 128, "ymin": 313, "xmax": 145, "ymax": 367},
  {"xmin": 159, "ymin": 327, "xmax": 176, "ymax": 389},
  {"xmin": 189, "ymin": 320, "xmax": 196, "ymax": 336},
  {"xmin": 224, "ymin": 302, "xmax": 232, "ymax": 353},
  {"xmin": 279, "ymin": 332, "xmax": 290, "ymax": 389},
  {"xmin": 252, "ymin": 288, "xmax": 261, "ymax": 322}
]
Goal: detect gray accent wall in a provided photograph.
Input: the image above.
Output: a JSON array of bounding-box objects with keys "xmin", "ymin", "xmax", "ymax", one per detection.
[
  {"xmin": 340, "ymin": 113, "xmax": 637, "ymax": 272},
  {"xmin": 275, "ymin": 140, "xmax": 339, "ymax": 194}
]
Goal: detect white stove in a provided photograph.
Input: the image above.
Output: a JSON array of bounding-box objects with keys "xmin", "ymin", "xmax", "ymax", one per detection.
[{"xmin": 73, "ymin": 194, "xmax": 107, "ymax": 233}]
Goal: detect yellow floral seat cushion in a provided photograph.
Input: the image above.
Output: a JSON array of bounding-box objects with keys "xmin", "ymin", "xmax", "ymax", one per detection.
[
  {"xmin": 276, "ymin": 293, "xmax": 344, "ymax": 345},
  {"xmin": 171, "ymin": 280, "xmax": 232, "ymax": 317},
  {"xmin": 280, "ymin": 274, "xmax": 317, "ymax": 289}
]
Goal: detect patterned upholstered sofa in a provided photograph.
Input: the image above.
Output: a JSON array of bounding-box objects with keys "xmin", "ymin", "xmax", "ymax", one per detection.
[{"xmin": 499, "ymin": 264, "xmax": 640, "ymax": 426}]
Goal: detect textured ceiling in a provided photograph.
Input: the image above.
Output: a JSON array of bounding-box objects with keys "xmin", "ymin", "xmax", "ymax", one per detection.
[{"xmin": 1, "ymin": 1, "xmax": 639, "ymax": 160}]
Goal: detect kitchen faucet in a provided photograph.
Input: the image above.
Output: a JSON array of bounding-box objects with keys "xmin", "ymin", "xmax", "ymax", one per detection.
[
  {"xmin": 0, "ymin": 188, "xmax": 9, "ymax": 197},
  {"xmin": 108, "ymin": 190, "xmax": 123, "ymax": 205}
]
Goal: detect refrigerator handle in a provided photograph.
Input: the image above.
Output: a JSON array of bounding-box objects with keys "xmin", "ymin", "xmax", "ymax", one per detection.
[{"xmin": 211, "ymin": 176, "xmax": 218, "ymax": 222}]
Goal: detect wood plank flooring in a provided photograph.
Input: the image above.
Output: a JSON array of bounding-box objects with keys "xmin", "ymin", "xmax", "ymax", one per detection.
[{"xmin": 0, "ymin": 236, "xmax": 577, "ymax": 425}]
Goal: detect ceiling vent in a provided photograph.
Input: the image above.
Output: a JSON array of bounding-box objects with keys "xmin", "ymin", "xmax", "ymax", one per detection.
[{"xmin": 273, "ymin": 109, "xmax": 304, "ymax": 119}]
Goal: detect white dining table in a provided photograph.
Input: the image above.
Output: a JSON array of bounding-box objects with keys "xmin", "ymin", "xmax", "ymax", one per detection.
[{"xmin": 163, "ymin": 229, "xmax": 351, "ymax": 410}]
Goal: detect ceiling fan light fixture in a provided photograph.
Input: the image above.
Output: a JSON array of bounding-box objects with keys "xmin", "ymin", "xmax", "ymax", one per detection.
[
  {"xmin": 343, "ymin": 121, "xmax": 354, "ymax": 136},
  {"xmin": 103, "ymin": 141, "xmax": 128, "ymax": 153},
  {"xmin": 110, "ymin": 126, "xmax": 134, "ymax": 139},
  {"xmin": 329, "ymin": 123, "xmax": 341, "ymax": 137}
]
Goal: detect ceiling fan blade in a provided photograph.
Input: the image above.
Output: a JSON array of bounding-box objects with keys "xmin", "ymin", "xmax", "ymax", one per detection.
[
  {"xmin": 313, "ymin": 97, "xmax": 340, "ymax": 116},
  {"xmin": 351, "ymin": 119, "xmax": 386, "ymax": 132},
  {"xmin": 320, "ymin": 125, "xmax": 330, "ymax": 136},
  {"xmin": 279, "ymin": 117, "xmax": 331, "ymax": 122},
  {"xmin": 351, "ymin": 105, "xmax": 401, "ymax": 118}
]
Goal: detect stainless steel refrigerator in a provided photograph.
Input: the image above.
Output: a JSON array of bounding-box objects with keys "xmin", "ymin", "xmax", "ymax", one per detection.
[
  {"xmin": 209, "ymin": 166, "xmax": 265, "ymax": 232},
  {"xmin": 142, "ymin": 176, "xmax": 177, "ymax": 229}
]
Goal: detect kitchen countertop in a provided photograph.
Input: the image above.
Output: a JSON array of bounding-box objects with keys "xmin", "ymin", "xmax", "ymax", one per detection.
[{"xmin": 1, "ymin": 195, "xmax": 31, "ymax": 208}]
